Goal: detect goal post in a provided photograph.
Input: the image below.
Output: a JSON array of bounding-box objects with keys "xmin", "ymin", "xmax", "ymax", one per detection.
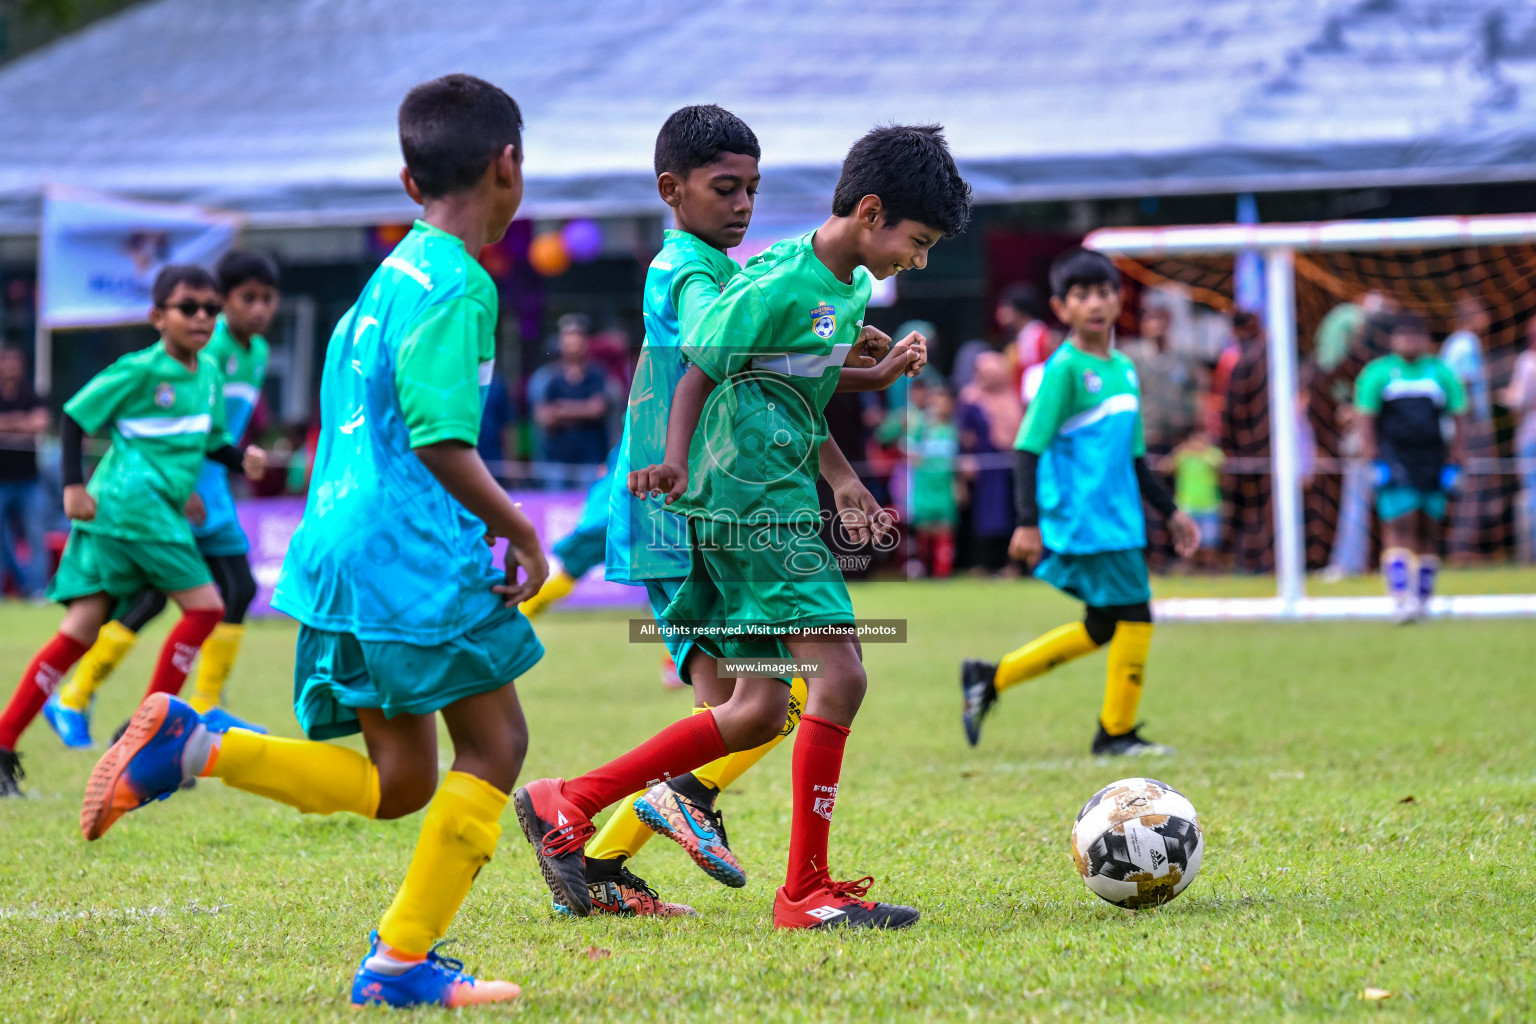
[{"xmin": 1084, "ymin": 213, "xmax": 1536, "ymax": 621}]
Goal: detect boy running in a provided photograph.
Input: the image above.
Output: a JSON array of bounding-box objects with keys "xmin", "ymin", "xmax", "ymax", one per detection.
[
  {"xmin": 1356, "ymin": 311, "xmax": 1467, "ymax": 622},
  {"xmin": 0, "ymin": 265, "xmax": 266, "ymax": 796},
  {"xmin": 45, "ymin": 249, "xmax": 280, "ymax": 746},
  {"xmin": 516, "ymin": 124, "xmax": 970, "ymax": 929},
  {"xmin": 79, "ymin": 75, "xmax": 545, "ymax": 1009},
  {"xmin": 960, "ymin": 249, "xmax": 1199, "ymax": 755}
]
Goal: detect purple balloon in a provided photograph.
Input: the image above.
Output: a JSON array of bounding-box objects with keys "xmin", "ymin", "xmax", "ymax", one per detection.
[{"xmin": 561, "ymin": 219, "xmax": 603, "ymax": 262}]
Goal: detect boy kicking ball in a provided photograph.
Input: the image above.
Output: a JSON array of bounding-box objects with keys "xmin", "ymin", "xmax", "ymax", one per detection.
[
  {"xmin": 80, "ymin": 74, "xmax": 546, "ymax": 1009},
  {"xmin": 960, "ymin": 249, "xmax": 1199, "ymax": 755}
]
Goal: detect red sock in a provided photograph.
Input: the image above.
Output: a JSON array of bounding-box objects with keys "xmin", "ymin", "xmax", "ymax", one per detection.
[
  {"xmin": 0, "ymin": 632, "xmax": 89, "ymax": 750},
  {"xmin": 562, "ymin": 710, "xmax": 727, "ymax": 819},
  {"xmin": 933, "ymin": 532, "xmax": 955, "ymax": 578},
  {"xmin": 144, "ymin": 609, "xmax": 222, "ymax": 698},
  {"xmin": 784, "ymin": 713, "xmax": 850, "ymax": 901}
]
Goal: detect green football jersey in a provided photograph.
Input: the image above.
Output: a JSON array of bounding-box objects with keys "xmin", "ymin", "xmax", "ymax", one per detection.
[
  {"xmin": 64, "ymin": 341, "xmax": 231, "ymax": 544},
  {"xmin": 670, "ymin": 231, "xmax": 873, "ymax": 526}
]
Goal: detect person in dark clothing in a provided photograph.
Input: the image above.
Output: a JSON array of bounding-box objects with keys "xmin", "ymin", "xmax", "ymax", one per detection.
[
  {"xmin": 0, "ymin": 346, "xmax": 50, "ymax": 597},
  {"xmin": 532, "ymin": 314, "xmax": 610, "ymax": 488}
]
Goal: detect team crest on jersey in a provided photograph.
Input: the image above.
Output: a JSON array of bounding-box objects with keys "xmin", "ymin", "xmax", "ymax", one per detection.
[
  {"xmin": 1083, "ymin": 369, "xmax": 1103, "ymax": 394},
  {"xmin": 226, "ymin": 355, "xmax": 239, "ymax": 374},
  {"xmin": 810, "ymin": 303, "xmax": 837, "ymax": 339},
  {"xmin": 154, "ymin": 383, "xmax": 175, "ymax": 407}
]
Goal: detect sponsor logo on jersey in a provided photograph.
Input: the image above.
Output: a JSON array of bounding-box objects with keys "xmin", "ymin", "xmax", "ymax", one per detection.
[
  {"xmin": 154, "ymin": 383, "xmax": 175, "ymax": 407},
  {"xmin": 1083, "ymin": 369, "xmax": 1103, "ymax": 394},
  {"xmin": 810, "ymin": 302, "xmax": 837, "ymax": 339}
]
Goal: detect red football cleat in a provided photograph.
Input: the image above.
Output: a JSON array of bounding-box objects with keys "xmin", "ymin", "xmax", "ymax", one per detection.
[
  {"xmin": 513, "ymin": 778, "xmax": 595, "ymax": 916},
  {"xmin": 773, "ymin": 876, "xmax": 920, "ymax": 930}
]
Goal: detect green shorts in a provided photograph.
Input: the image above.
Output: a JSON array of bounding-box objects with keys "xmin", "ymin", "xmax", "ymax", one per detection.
[
  {"xmin": 1035, "ymin": 548, "xmax": 1151, "ymax": 608},
  {"xmin": 662, "ymin": 519, "xmax": 852, "ymax": 683},
  {"xmin": 1377, "ymin": 486, "xmax": 1447, "ymax": 523},
  {"xmin": 293, "ymin": 602, "xmax": 544, "ymax": 741},
  {"xmin": 47, "ymin": 529, "xmax": 212, "ymax": 605}
]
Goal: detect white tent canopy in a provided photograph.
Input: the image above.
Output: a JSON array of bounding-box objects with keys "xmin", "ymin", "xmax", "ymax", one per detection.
[{"xmin": 4, "ymin": 0, "xmax": 1536, "ymax": 232}]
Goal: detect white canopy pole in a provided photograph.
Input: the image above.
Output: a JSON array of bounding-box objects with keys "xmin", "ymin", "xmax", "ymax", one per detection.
[{"xmin": 1263, "ymin": 247, "xmax": 1304, "ymax": 615}]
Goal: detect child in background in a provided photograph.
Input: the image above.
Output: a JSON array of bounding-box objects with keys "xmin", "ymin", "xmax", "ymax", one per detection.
[
  {"xmin": 907, "ymin": 383, "xmax": 959, "ymax": 578},
  {"xmin": 1166, "ymin": 428, "xmax": 1224, "ymax": 573}
]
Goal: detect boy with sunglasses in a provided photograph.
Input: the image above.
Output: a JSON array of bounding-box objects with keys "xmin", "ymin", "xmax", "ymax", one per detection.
[{"xmin": 0, "ymin": 264, "xmax": 266, "ymax": 796}]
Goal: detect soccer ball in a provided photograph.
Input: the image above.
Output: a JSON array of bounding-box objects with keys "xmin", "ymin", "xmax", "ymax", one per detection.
[{"xmin": 1070, "ymin": 777, "xmax": 1203, "ymax": 909}]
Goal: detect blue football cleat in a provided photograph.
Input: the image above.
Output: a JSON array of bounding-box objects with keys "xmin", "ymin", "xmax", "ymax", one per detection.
[
  {"xmin": 200, "ymin": 706, "xmax": 268, "ymax": 735},
  {"xmin": 43, "ymin": 694, "xmax": 95, "ymax": 749},
  {"xmin": 80, "ymin": 693, "xmax": 203, "ymax": 840},
  {"xmin": 350, "ymin": 932, "xmax": 520, "ymax": 1008}
]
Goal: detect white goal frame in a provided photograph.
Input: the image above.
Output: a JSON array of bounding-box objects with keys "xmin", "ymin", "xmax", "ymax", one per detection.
[{"xmin": 1084, "ymin": 214, "xmax": 1536, "ymax": 621}]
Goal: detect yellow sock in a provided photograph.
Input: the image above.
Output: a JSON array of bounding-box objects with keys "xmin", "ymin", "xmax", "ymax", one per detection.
[
  {"xmin": 996, "ymin": 622, "xmax": 1099, "ymax": 693},
  {"xmin": 57, "ymin": 620, "xmax": 139, "ymax": 712},
  {"xmin": 1100, "ymin": 621, "xmax": 1154, "ymax": 736},
  {"xmin": 189, "ymin": 623, "xmax": 243, "ymax": 714},
  {"xmin": 519, "ymin": 570, "xmax": 576, "ymax": 619},
  {"xmin": 205, "ymin": 727, "xmax": 380, "ymax": 817},
  {"xmin": 378, "ymin": 772, "xmax": 507, "ymax": 956},
  {"xmin": 694, "ymin": 675, "xmax": 807, "ymax": 790}
]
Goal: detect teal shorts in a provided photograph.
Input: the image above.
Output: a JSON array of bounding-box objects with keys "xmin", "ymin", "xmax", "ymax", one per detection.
[
  {"xmin": 1036, "ymin": 549, "xmax": 1151, "ymax": 608},
  {"xmin": 643, "ymin": 577, "xmax": 700, "ymax": 672},
  {"xmin": 1377, "ymin": 486, "xmax": 1447, "ymax": 523},
  {"xmin": 293, "ymin": 603, "xmax": 544, "ymax": 741},
  {"xmin": 194, "ymin": 518, "xmax": 250, "ymax": 557},
  {"xmin": 553, "ymin": 519, "xmax": 608, "ymax": 579}
]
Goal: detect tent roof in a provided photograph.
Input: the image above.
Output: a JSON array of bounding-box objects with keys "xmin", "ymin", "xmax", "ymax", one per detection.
[{"xmin": 4, "ymin": 0, "xmax": 1536, "ymax": 233}]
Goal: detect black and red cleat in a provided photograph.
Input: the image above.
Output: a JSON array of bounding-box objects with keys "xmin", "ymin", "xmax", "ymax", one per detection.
[
  {"xmin": 558, "ymin": 857, "xmax": 694, "ymax": 918},
  {"xmin": 513, "ymin": 778, "xmax": 595, "ymax": 917},
  {"xmin": 773, "ymin": 876, "xmax": 920, "ymax": 930}
]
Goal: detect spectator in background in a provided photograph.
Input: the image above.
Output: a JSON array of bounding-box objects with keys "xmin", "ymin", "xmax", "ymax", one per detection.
[
  {"xmin": 1441, "ymin": 296, "xmax": 1495, "ymax": 563},
  {"xmin": 531, "ymin": 313, "xmax": 610, "ymax": 489},
  {"xmin": 1501, "ymin": 320, "xmax": 1536, "ymax": 562},
  {"xmin": 1165, "ymin": 428, "xmax": 1225, "ymax": 573},
  {"xmin": 1221, "ymin": 312, "xmax": 1273, "ymax": 573},
  {"xmin": 0, "ymin": 346, "xmax": 50, "ymax": 597},
  {"xmin": 906, "ymin": 383, "xmax": 960, "ymax": 578},
  {"xmin": 957, "ymin": 351, "xmax": 1022, "ymax": 574},
  {"xmin": 1122, "ymin": 305, "xmax": 1203, "ymax": 458},
  {"xmin": 996, "ymin": 283, "xmax": 1051, "ymax": 400}
]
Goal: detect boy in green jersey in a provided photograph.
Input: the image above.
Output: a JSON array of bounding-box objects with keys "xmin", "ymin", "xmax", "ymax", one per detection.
[
  {"xmin": 1355, "ymin": 311, "xmax": 1467, "ymax": 622},
  {"xmin": 960, "ymin": 249, "xmax": 1199, "ymax": 756},
  {"xmin": 81, "ymin": 76, "xmax": 544, "ymax": 1009},
  {"xmin": 0, "ymin": 265, "xmax": 266, "ymax": 796},
  {"xmin": 47, "ymin": 250, "xmax": 280, "ymax": 746},
  {"xmin": 516, "ymin": 125, "xmax": 971, "ymax": 930}
]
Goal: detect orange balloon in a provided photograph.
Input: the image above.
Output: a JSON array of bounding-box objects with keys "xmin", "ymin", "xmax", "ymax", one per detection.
[{"xmin": 528, "ymin": 232, "xmax": 571, "ymax": 277}]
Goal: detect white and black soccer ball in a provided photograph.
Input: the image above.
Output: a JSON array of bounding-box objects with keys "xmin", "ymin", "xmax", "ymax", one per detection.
[{"xmin": 1070, "ymin": 777, "xmax": 1203, "ymax": 909}]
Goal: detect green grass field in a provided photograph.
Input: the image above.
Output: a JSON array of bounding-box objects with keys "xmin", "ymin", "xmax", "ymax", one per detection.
[{"xmin": 3, "ymin": 573, "xmax": 1534, "ymax": 1022}]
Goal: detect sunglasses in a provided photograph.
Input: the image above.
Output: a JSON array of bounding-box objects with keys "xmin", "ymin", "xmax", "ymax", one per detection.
[{"xmin": 162, "ymin": 300, "xmax": 223, "ymax": 318}]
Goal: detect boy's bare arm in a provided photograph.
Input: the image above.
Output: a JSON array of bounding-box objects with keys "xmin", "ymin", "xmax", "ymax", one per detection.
[
  {"xmin": 630, "ymin": 364, "xmax": 716, "ymax": 503},
  {"xmin": 414, "ymin": 440, "xmax": 547, "ymax": 605},
  {"xmin": 818, "ymin": 435, "xmax": 891, "ymax": 548}
]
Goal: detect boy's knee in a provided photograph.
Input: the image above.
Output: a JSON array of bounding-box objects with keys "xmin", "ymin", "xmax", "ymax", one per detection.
[{"xmin": 375, "ymin": 762, "xmax": 438, "ymax": 820}]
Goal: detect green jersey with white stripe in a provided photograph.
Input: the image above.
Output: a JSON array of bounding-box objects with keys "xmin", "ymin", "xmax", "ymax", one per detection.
[
  {"xmin": 1015, "ymin": 340, "xmax": 1147, "ymax": 554},
  {"xmin": 671, "ymin": 231, "xmax": 873, "ymax": 526},
  {"xmin": 63, "ymin": 340, "xmax": 231, "ymax": 544}
]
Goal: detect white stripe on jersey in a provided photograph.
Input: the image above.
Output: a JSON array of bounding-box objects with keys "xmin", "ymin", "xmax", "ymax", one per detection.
[
  {"xmin": 116, "ymin": 413, "xmax": 212, "ymax": 438},
  {"xmin": 382, "ymin": 257, "xmax": 433, "ymax": 290},
  {"xmin": 749, "ymin": 343, "xmax": 853, "ymax": 378},
  {"xmin": 223, "ymin": 382, "xmax": 260, "ymax": 405},
  {"xmin": 479, "ymin": 360, "xmax": 495, "ymax": 386},
  {"xmin": 1059, "ymin": 392, "xmax": 1139, "ymax": 436},
  {"xmin": 1381, "ymin": 377, "xmax": 1446, "ymax": 403}
]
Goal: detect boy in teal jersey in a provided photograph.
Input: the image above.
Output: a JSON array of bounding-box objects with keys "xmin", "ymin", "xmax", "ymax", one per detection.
[
  {"xmin": 81, "ymin": 75, "xmax": 542, "ymax": 1009},
  {"xmin": 1356, "ymin": 311, "xmax": 1467, "ymax": 622},
  {"xmin": 516, "ymin": 124, "xmax": 970, "ymax": 931},
  {"xmin": 0, "ymin": 266, "xmax": 266, "ymax": 796},
  {"xmin": 960, "ymin": 249, "xmax": 1199, "ymax": 756},
  {"xmin": 46, "ymin": 250, "xmax": 279, "ymax": 747}
]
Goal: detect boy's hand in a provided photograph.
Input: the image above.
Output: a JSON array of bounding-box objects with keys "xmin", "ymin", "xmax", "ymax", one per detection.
[
  {"xmin": 1169, "ymin": 510, "xmax": 1201, "ymax": 560},
  {"xmin": 184, "ymin": 492, "xmax": 207, "ymax": 527},
  {"xmin": 242, "ymin": 446, "xmax": 267, "ymax": 480},
  {"xmin": 864, "ymin": 337, "xmax": 919, "ymax": 390},
  {"xmin": 493, "ymin": 536, "xmax": 549, "ymax": 608},
  {"xmin": 898, "ymin": 330, "xmax": 928, "ymax": 377},
  {"xmin": 64, "ymin": 484, "xmax": 96, "ymax": 522},
  {"xmin": 1008, "ymin": 525, "xmax": 1042, "ymax": 566},
  {"xmin": 832, "ymin": 478, "xmax": 894, "ymax": 548},
  {"xmin": 845, "ymin": 325, "xmax": 891, "ymax": 369},
  {"xmin": 629, "ymin": 462, "xmax": 688, "ymax": 504}
]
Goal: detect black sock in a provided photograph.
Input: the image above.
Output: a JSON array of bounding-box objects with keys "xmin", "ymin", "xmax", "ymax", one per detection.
[
  {"xmin": 584, "ymin": 855, "xmax": 624, "ymax": 882},
  {"xmin": 667, "ymin": 772, "xmax": 718, "ymax": 810}
]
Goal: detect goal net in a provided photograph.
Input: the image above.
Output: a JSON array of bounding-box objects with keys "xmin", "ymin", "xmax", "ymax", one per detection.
[{"xmin": 1085, "ymin": 215, "xmax": 1536, "ymax": 621}]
